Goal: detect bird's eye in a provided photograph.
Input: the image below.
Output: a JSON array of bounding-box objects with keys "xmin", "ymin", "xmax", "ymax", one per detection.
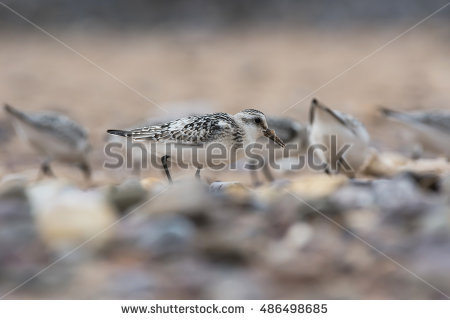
[{"xmin": 254, "ymin": 118, "xmax": 261, "ymax": 124}]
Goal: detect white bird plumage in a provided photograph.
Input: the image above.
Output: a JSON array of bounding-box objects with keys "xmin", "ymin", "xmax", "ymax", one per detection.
[{"xmin": 309, "ymin": 98, "xmax": 371, "ymax": 176}]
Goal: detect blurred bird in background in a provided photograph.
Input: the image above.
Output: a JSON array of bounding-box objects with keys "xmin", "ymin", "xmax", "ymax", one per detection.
[
  {"xmin": 309, "ymin": 98, "xmax": 372, "ymax": 177},
  {"xmin": 4, "ymin": 104, "xmax": 91, "ymax": 179},
  {"xmin": 380, "ymin": 107, "xmax": 450, "ymax": 159},
  {"xmin": 249, "ymin": 116, "xmax": 309, "ymax": 185}
]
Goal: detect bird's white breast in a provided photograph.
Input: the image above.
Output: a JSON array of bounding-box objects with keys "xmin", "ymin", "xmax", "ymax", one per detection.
[{"xmin": 310, "ymin": 111, "xmax": 370, "ymax": 174}]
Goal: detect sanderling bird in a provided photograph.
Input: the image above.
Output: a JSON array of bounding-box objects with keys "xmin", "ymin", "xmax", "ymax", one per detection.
[
  {"xmin": 4, "ymin": 104, "xmax": 91, "ymax": 178},
  {"xmin": 380, "ymin": 107, "xmax": 450, "ymax": 159},
  {"xmin": 107, "ymin": 109, "xmax": 285, "ymax": 183},
  {"xmin": 249, "ymin": 116, "xmax": 309, "ymax": 184},
  {"xmin": 309, "ymin": 98, "xmax": 371, "ymax": 177}
]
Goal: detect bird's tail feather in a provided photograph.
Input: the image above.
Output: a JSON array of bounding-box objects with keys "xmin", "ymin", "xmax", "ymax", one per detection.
[
  {"xmin": 107, "ymin": 129, "xmax": 132, "ymax": 137},
  {"xmin": 378, "ymin": 107, "xmax": 409, "ymax": 122},
  {"xmin": 310, "ymin": 98, "xmax": 347, "ymax": 127},
  {"xmin": 4, "ymin": 104, "xmax": 27, "ymax": 121},
  {"xmin": 379, "ymin": 107, "xmax": 422, "ymax": 127}
]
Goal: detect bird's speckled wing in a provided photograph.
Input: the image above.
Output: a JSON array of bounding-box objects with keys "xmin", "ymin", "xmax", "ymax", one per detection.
[
  {"xmin": 26, "ymin": 113, "xmax": 88, "ymax": 145},
  {"xmin": 129, "ymin": 113, "xmax": 237, "ymax": 145}
]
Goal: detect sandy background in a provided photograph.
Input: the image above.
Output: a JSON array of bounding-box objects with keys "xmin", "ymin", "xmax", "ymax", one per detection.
[{"xmin": 0, "ymin": 26, "xmax": 449, "ymax": 180}]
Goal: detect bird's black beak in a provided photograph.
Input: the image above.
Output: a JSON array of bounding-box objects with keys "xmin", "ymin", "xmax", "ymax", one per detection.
[{"xmin": 264, "ymin": 129, "xmax": 285, "ymax": 148}]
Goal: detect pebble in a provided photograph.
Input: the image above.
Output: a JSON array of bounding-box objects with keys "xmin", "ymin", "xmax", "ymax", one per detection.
[
  {"xmin": 107, "ymin": 178, "xmax": 149, "ymax": 214},
  {"xmin": 0, "ymin": 178, "xmax": 49, "ymax": 288},
  {"xmin": 27, "ymin": 181, "xmax": 117, "ymax": 253},
  {"xmin": 117, "ymin": 212, "xmax": 196, "ymax": 259}
]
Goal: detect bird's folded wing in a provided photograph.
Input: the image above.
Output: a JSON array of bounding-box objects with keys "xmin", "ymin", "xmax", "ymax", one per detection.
[
  {"xmin": 130, "ymin": 116, "xmax": 232, "ymax": 145},
  {"xmin": 416, "ymin": 112, "xmax": 450, "ymax": 134},
  {"xmin": 381, "ymin": 108, "xmax": 450, "ymax": 134}
]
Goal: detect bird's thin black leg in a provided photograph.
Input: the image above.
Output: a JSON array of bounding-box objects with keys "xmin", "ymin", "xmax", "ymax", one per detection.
[
  {"xmin": 78, "ymin": 161, "xmax": 91, "ymax": 180},
  {"xmin": 41, "ymin": 161, "xmax": 54, "ymax": 177},
  {"xmin": 161, "ymin": 155, "xmax": 173, "ymax": 184},
  {"xmin": 195, "ymin": 168, "xmax": 201, "ymax": 180}
]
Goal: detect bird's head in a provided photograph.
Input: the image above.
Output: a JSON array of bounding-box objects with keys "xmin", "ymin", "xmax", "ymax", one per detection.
[{"xmin": 234, "ymin": 109, "xmax": 285, "ymax": 147}]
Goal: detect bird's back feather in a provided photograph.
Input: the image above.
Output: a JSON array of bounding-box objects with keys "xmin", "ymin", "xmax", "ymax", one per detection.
[{"xmin": 108, "ymin": 113, "xmax": 241, "ymax": 146}]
